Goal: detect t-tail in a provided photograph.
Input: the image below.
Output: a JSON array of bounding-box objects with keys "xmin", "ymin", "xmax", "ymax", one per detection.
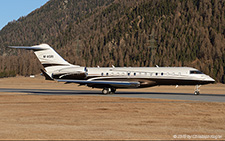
[{"xmin": 9, "ymin": 44, "xmax": 80, "ymax": 79}]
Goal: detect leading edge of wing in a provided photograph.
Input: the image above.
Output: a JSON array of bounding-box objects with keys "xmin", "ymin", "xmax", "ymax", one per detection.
[{"xmin": 57, "ymin": 79, "xmax": 140, "ymax": 86}]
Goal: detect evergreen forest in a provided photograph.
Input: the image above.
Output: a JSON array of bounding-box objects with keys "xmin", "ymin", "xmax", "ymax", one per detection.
[{"xmin": 0, "ymin": 0, "xmax": 224, "ymax": 83}]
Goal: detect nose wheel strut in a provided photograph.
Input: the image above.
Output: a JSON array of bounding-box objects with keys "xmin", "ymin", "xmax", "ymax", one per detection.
[{"xmin": 194, "ymin": 85, "xmax": 201, "ymax": 95}]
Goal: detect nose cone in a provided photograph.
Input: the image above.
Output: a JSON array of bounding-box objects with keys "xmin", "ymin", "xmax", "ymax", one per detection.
[{"xmin": 205, "ymin": 76, "xmax": 215, "ymax": 84}]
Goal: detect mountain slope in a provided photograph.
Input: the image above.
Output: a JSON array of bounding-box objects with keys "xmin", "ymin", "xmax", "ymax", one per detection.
[{"xmin": 0, "ymin": 0, "xmax": 224, "ymax": 83}]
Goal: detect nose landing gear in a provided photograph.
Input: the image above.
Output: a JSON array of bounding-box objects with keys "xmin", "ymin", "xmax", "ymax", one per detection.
[{"xmin": 194, "ymin": 85, "xmax": 201, "ymax": 95}]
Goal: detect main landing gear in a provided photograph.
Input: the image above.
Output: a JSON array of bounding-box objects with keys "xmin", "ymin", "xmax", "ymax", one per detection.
[
  {"xmin": 102, "ymin": 88, "xmax": 116, "ymax": 95},
  {"xmin": 194, "ymin": 85, "xmax": 201, "ymax": 95}
]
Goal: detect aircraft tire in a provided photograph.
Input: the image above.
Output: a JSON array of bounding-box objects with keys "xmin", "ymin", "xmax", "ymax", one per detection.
[
  {"xmin": 194, "ymin": 91, "xmax": 200, "ymax": 95},
  {"xmin": 102, "ymin": 89, "xmax": 108, "ymax": 95},
  {"xmin": 110, "ymin": 88, "xmax": 116, "ymax": 94},
  {"xmin": 102, "ymin": 88, "xmax": 112, "ymax": 95}
]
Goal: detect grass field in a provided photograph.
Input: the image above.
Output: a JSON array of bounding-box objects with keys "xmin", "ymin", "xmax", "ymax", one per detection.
[{"xmin": 0, "ymin": 76, "xmax": 224, "ymax": 140}]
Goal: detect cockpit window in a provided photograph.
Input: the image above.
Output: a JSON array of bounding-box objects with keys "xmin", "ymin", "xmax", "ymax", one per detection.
[{"xmin": 190, "ymin": 70, "xmax": 203, "ymax": 74}]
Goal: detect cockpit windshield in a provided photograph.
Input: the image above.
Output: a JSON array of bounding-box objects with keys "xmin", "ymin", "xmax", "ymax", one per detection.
[{"xmin": 190, "ymin": 70, "xmax": 203, "ymax": 74}]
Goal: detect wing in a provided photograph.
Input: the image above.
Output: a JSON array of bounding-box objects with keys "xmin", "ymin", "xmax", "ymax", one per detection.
[{"xmin": 57, "ymin": 79, "xmax": 140, "ymax": 88}]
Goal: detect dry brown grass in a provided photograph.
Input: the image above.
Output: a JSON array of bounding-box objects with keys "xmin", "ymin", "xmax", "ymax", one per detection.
[{"xmin": 0, "ymin": 76, "xmax": 224, "ymax": 140}]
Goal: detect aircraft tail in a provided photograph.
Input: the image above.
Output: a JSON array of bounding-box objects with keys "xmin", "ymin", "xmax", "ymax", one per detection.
[{"xmin": 9, "ymin": 44, "xmax": 79, "ymax": 73}]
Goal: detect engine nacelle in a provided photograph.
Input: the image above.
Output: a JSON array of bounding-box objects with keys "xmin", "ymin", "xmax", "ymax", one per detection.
[{"xmin": 52, "ymin": 67, "xmax": 87, "ymax": 80}]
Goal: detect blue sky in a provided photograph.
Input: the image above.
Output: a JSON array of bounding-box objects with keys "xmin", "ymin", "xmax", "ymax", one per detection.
[{"xmin": 0, "ymin": 0, "xmax": 49, "ymax": 30}]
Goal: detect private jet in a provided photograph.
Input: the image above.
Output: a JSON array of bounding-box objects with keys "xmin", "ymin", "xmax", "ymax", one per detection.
[{"xmin": 9, "ymin": 44, "xmax": 215, "ymax": 95}]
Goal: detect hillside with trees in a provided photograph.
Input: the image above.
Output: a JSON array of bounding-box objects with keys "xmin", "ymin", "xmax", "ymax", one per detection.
[{"xmin": 0, "ymin": 0, "xmax": 224, "ymax": 83}]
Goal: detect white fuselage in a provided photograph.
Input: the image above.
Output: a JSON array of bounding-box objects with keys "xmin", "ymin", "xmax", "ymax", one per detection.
[{"xmin": 51, "ymin": 66, "xmax": 215, "ymax": 88}]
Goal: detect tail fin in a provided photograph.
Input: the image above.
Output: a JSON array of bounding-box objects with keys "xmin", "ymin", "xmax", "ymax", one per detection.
[{"xmin": 9, "ymin": 44, "xmax": 79, "ymax": 73}]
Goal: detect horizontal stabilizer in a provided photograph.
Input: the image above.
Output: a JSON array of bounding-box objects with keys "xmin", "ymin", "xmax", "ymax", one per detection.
[{"xmin": 8, "ymin": 46, "xmax": 47, "ymax": 51}]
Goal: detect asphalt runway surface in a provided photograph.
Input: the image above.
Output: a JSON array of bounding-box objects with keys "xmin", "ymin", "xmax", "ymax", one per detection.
[{"xmin": 0, "ymin": 88, "xmax": 224, "ymax": 103}]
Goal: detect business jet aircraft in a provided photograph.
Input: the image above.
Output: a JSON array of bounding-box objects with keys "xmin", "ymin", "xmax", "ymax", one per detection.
[{"xmin": 9, "ymin": 44, "xmax": 215, "ymax": 95}]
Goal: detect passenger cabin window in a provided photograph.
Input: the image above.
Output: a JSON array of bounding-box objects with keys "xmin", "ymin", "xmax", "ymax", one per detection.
[
  {"xmin": 156, "ymin": 73, "xmax": 158, "ymax": 76},
  {"xmin": 128, "ymin": 72, "xmax": 130, "ymax": 76},
  {"xmin": 106, "ymin": 73, "xmax": 109, "ymax": 76},
  {"xmin": 161, "ymin": 73, "xmax": 163, "ymax": 76},
  {"xmin": 101, "ymin": 73, "xmax": 104, "ymax": 76},
  {"xmin": 134, "ymin": 73, "xmax": 136, "ymax": 76},
  {"xmin": 190, "ymin": 70, "xmax": 203, "ymax": 74}
]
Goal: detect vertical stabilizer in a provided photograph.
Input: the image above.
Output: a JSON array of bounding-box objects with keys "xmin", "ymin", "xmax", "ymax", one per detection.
[{"xmin": 9, "ymin": 44, "xmax": 80, "ymax": 73}]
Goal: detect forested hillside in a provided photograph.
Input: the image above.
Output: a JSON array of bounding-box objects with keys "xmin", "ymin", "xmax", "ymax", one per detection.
[{"xmin": 0, "ymin": 0, "xmax": 224, "ymax": 83}]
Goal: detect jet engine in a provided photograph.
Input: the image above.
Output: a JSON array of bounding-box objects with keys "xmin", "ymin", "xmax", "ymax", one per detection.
[{"xmin": 52, "ymin": 67, "xmax": 87, "ymax": 80}]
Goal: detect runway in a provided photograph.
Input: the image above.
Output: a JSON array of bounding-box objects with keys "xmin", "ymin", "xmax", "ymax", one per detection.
[{"xmin": 0, "ymin": 88, "xmax": 224, "ymax": 103}]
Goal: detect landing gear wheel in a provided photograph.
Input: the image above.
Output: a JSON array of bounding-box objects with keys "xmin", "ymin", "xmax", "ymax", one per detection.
[
  {"xmin": 194, "ymin": 85, "xmax": 201, "ymax": 95},
  {"xmin": 194, "ymin": 91, "xmax": 200, "ymax": 95},
  {"xmin": 111, "ymin": 88, "xmax": 116, "ymax": 94},
  {"xmin": 102, "ymin": 88, "xmax": 109, "ymax": 95},
  {"xmin": 102, "ymin": 88, "xmax": 116, "ymax": 95},
  {"xmin": 102, "ymin": 88, "xmax": 112, "ymax": 95}
]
